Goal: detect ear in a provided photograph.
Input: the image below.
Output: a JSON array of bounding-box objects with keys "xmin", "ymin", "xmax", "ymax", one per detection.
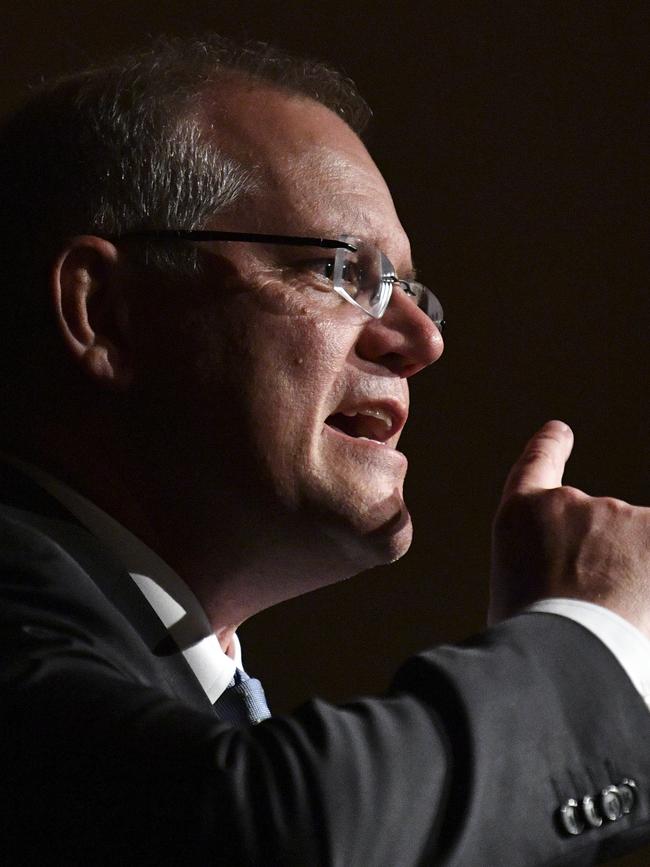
[{"xmin": 51, "ymin": 236, "xmax": 133, "ymax": 390}]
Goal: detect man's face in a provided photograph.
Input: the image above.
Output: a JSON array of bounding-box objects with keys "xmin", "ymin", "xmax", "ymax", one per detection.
[{"xmin": 133, "ymin": 86, "xmax": 443, "ymax": 580}]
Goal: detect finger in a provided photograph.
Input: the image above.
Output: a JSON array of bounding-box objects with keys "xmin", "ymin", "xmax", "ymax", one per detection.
[{"xmin": 501, "ymin": 420, "xmax": 574, "ymax": 500}]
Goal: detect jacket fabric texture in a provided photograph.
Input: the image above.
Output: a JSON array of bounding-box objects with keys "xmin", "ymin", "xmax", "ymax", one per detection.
[{"xmin": 1, "ymin": 460, "xmax": 649, "ymax": 866}]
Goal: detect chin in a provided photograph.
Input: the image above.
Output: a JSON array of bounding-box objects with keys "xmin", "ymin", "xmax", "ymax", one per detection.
[
  {"xmin": 363, "ymin": 501, "xmax": 413, "ymax": 564},
  {"xmin": 293, "ymin": 450, "xmax": 413, "ymax": 570},
  {"xmin": 327, "ymin": 488, "xmax": 414, "ymax": 573}
]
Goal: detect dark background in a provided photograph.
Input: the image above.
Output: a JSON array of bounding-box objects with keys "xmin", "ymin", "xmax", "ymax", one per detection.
[{"xmin": 1, "ymin": 2, "xmax": 647, "ymax": 863}]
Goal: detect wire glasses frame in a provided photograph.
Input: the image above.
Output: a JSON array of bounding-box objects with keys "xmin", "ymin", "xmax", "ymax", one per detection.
[{"xmin": 108, "ymin": 229, "xmax": 445, "ymax": 332}]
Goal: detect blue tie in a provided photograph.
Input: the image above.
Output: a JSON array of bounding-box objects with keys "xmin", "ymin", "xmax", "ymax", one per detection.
[{"xmin": 213, "ymin": 668, "xmax": 271, "ymax": 724}]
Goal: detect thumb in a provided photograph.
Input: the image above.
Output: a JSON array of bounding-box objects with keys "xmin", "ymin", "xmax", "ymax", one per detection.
[{"xmin": 501, "ymin": 420, "xmax": 574, "ymax": 502}]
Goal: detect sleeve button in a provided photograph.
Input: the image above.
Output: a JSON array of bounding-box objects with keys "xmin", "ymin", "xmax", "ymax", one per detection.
[
  {"xmin": 582, "ymin": 794, "xmax": 603, "ymax": 828},
  {"xmin": 600, "ymin": 786, "xmax": 623, "ymax": 822},
  {"xmin": 559, "ymin": 799, "xmax": 586, "ymax": 835},
  {"xmin": 618, "ymin": 779, "xmax": 637, "ymax": 815}
]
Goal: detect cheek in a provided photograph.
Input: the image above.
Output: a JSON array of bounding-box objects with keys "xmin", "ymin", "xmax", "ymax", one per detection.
[
  {"xmin": 237, "ymin": 316, "xmax": 353, "ymax": 470},
  {"xmin": 273, "ymin": 318, "xmax": 353, "ymax": 429},
  {"xmin": 283, "ymin": 317, "xmax": 345, "ymax": 375},
  {"xmin": 230, "ymin": 296, "xmax": 352, "ymax": 401},
  {"xmin": 172, "ymin": 283, "xmax": 359, "ymax": 452}
]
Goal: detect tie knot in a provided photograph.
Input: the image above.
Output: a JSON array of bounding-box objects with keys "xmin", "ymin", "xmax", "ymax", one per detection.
[{"xmin": 213, "ymin": 667, "xmax": 271, "ymax": 724}]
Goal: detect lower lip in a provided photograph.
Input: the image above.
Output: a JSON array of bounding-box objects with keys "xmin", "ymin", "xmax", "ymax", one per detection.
[{"xmin": 323, "ymin": 424, "xmax": 407, "ymax": 462}]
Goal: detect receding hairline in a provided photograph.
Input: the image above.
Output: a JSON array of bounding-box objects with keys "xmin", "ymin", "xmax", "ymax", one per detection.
[
  {"xmin": 192, "ymin": 75, "xmax": 368, "ymax": 162},
  {"xmin": 19, "ymin": 35, "xmax": 372, "ymax": 137}
]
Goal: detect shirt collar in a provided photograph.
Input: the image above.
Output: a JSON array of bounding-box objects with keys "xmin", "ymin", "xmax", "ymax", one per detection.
[{"xmin": 3, "ymin": 454, "xmax": 239, "ymax": 704}]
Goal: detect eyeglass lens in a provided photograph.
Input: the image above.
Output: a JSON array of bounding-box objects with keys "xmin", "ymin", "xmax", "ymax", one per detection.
[
  {"xmin": 332, "ymin": 238, "xmax": 444, "ymax": 330},
  {"xmin": 332, "ymin": 240, "xmax": 391, "ymax": 318}
]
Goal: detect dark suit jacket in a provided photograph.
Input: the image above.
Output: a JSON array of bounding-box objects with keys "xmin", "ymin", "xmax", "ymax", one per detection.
[{"xmin": 1, "ymin": 460, "xmax": 649, "ymax": 866}]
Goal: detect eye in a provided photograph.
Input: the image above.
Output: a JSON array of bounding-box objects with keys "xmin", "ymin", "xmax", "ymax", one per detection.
[
  {"xmin": 310, "ymin": 259, "xmax": 336, "ymax": 280},
  {"xmin": 265, "ymin": 258, "xmax": 333, "ymax": 299},
  {"xmin": 279, "ymin": 255, "xmax": 366, "ymax": 302},
  {"xmin": 340, "ymin": 261, "xmax": 361, "ymax": 282},
  {"xmin": 290, "ymin": 258, "xmax": 335, "ymax": 281},
  {"xmin": 295, "ymin": 258, "xmax": 362, "ymax": 286},
  {"xmin": 339, "ymin": 261, "xmax": 365, "ymax": 299},
  {"xmin": 286, "ymin": 258, "xmax": 338, "ymax": 295}
]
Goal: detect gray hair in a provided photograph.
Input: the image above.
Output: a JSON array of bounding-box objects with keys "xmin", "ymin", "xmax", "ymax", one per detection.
[{"xmin": 0, "ymin": 35, "xmax": 371, "ymax": 372}]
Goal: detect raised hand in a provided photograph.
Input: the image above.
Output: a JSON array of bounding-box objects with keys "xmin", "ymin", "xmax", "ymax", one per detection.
[{"xmin": 489, "ymin": 420, "xmax": 650, "ymax": 636}]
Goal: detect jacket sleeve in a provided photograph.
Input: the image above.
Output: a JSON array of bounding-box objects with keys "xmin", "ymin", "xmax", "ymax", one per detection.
[{"xmin": 2, "ymin": 515, "xmax": 650, "ymax": 866}]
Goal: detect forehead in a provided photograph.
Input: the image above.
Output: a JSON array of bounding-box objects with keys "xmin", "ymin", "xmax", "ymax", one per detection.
[{"xmin": 198, "ymin": 82, "xmax": 411, "ymax": 264}]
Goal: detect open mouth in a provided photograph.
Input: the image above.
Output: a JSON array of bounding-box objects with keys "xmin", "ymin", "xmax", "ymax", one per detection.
[{"xmin": 324, "ymin": 407, "xmax": 397, "ymax": 444}]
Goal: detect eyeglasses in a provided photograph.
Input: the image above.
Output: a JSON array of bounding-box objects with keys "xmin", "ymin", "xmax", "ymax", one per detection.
[{"xmin": 108, "ymin": 229, "xmax": 445, "ymax": 332}]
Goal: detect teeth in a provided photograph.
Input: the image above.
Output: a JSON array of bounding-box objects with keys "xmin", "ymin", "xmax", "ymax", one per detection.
[{"xmin": 342, "ymin": 407, "xmax": 392, "ymax": 429}]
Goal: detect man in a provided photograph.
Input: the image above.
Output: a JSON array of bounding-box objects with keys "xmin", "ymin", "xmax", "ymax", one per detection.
[{"xmin": 0, "ymin": 36, "xmax": 649, "ymax": 865}]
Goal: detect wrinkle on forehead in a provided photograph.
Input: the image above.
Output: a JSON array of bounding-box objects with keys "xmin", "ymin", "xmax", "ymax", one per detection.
[
  {"xmin": 274, "ymin": 146, "xmax": 400, "ymax": 235},
  {"xmin": 279, "ymin": 146, "xmax": 391, "ymax": 203}
]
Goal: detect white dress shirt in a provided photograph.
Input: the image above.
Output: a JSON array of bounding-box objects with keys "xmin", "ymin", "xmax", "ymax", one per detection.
[{"xmin": 5, "ymin": 456, "xmax": 650, "ymax": 710}]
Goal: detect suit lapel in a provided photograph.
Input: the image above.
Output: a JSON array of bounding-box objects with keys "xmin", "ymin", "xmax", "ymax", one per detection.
[{"xmin": 0, "ymin": 460, "xmax": 214, "ymax": 714}]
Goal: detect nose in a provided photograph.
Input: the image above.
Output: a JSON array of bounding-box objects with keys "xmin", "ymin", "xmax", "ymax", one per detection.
[{"xmin": 354, "ymin": 287, "xmax": 444, "ymax": 377}]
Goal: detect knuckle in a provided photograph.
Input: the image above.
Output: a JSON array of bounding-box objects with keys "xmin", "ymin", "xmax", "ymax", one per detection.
[
  {"xmin": 495, "ymin": 485, "xmax": 585, "ymax": 533},
  {"xmin": 598, "ymin": 495, "xmax": 630, "ymax": 514},
  {"xmin": 543, "ymin": 485, "xmax": 581, "ymax": 512},
  {"xmin": 591, "ymin": 496, "xmax": 634, "ymax": 526},
  {"xmin": 556, "ymin": 486, "xmax": 585, "ymax": 506}
]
